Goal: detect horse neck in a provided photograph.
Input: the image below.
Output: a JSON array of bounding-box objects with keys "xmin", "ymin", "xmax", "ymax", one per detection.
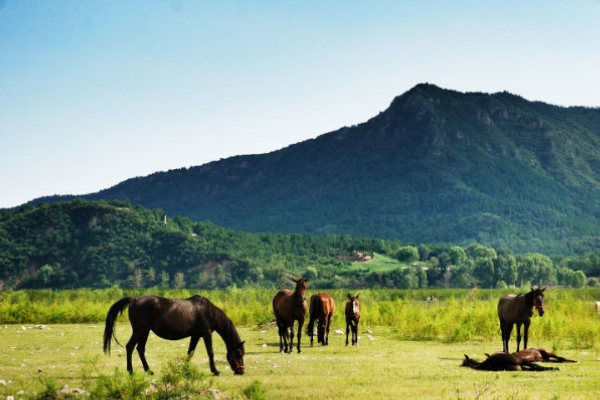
[
  {"xmin": 293, "ymin": 285, "xmax": 306, "ymax": 300},
  {"xmin": 524, "ymin": 291, "xmax": 534, "ymax": 308},
  {"xmin": 211, "ymin": 306, "xmax": 241, "ymax": 351}
]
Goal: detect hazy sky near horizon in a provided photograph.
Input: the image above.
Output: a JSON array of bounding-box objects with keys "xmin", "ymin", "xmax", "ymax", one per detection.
[{"xmin": 1, "ymin": 0, "xmax": 599, "ymax": 208}]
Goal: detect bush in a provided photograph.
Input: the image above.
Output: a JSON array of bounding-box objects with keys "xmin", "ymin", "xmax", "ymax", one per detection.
[{"xmin": 243, "ymin": 380, "xmax": 267, "ymax": 400}]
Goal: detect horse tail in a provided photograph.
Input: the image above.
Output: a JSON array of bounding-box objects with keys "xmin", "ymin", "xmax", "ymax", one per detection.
[{"xmin": 103, "ymin": 297, "xmax": 134, "ymax": 354}]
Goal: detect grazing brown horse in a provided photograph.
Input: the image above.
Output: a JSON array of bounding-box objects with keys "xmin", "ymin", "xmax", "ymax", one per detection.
[
  {"xmin": 103, "ymin": 295, "xmax": 245, "ymax": 375},
  {"xmin": 272, "ymin": 278, "xmax": 309, "ymax": 353},
  {"xmin": 486, "ymin": 348, "xmax": 577, "ymax": 363},
  {"xmin": 498, "ymin": 287, "xmax": 545, "ymax": 353},
  {"xmin": 461, "ymin": 353, "xmax": 558, "ymax": 371},
  {"xmin": 345, "ymin": 293, "xmax": 360, "ymax": 346},
  {"xmin": 307, "ymin": 292, "xmax": 336, "ymax": 346}
]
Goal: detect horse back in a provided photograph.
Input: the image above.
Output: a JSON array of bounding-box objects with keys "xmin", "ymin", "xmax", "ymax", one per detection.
[
  {"xmin": 129, "ymin": 295, "xmax": 209, "ymax": 340},
  {"xmin": 311, "ymin": 293, "xmax": 335, "ymax": 319},
  {"xmin": 498, "ymin": 294, "xmax": 530, "ymax": 323},
  {"xmin": 273, "ymin": 289, "xmax": 306, "ymax": 322}
]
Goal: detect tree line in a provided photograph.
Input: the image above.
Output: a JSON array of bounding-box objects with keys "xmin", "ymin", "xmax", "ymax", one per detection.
[{"xmin": 0, "ymin": 199, "xmax": 597, "ymax": 290}]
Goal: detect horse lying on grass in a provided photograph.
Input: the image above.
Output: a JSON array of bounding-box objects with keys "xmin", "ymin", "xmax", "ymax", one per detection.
[
  {"xmin": 461, "ymin": 353, "xmax": 559, "ymax": 371},
  {"xmin": 486, "ymin": 348, "xmax": 577, "ymax": 363}
]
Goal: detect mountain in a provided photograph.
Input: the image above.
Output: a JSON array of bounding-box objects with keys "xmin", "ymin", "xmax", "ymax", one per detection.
[{"xmin": 30, "ymin": 84, "xmax": 600, "ymax": 254}]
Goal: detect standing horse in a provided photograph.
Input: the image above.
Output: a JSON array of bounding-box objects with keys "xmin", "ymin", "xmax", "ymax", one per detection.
[
  {"xmin": 345, "ymin": 293, "xmax": 360, "ymax": 346},
  {"xmin": 497, "ymin": 287, "xmax": 546, "ymax": 353},
  {"xmin": 103, "ymin": 295, "xmax": 245, "ymax": 375},
  {"xmin": 307, "ymin": 292, "xmax": 336, "ymax": 346},
  {"xmin": 272, "ymin": 278, "xmax": 309, "ymax": 353}
]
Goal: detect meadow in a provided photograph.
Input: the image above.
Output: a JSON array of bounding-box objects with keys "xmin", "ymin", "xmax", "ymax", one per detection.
[{"xmin": 1, "ymin": 288, "xmax": 599, "ymax": 399}]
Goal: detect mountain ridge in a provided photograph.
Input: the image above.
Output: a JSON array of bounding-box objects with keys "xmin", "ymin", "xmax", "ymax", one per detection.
[{"xmin": 27, "ymin": 84, "xmax": 600, "ymax": 254}]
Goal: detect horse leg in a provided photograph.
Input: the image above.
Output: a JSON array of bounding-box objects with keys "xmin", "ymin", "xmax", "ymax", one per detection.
[
  {"xmin": 288, "ymin": 322, "xmax": 295, "ymax": 354},
  {"xmin": 352, "ymin": 320, "xmax": 358, "ymax": 346},
  {"xmin": 523, "ymin": 321, "xmax": 530, "ymax": 350},
  {"xmin": 187, "ymin": 335, "xmax": 200, "ymax": 360},
  {"xmin": 307, "ymin": 318, "xmax": 314, "ymax": 347},
  {"xmin": 325, "ymin": 314, "xmax": 332, "ymax": 345},
  {"xmin": 125, "ymin": 330, "xmax": 142, "ymax": 374},
  {"xmin": 203, "ymin": 334, "xmax": 220, "ymax": 376},
  {"xmin": 521, "ymin": 359, "xmax": 558, "ymax": 371},
  {"xmin": 135, "ymin": 330, "xmax": 153, "ymax": 374},
  {"xmin": 515, "ymin": 323, "xmax": 522, "ymax": 352},
  {"xmin": 297, "ymin": 319, "xmax": 304, "ymax": 353},
  {"xmin": 345, "ymin": 322, "xmax": 350, "ymax": 346},
  {"xmin": 501, "ymin": 323, "xmax": 513, "ymax": 353}
]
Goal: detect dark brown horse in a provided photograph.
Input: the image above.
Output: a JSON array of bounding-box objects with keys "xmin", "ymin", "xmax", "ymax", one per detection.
[
  {"xmin": 272, "ymin": 278, "xmax": 309, "ymax": 353},
  {"xmin": 486, "ymin": 348, "xmax": 576, "ymax": 363},
  {"xmin": 345, "ymin": 293, "xmax": 360, "ymax": 346},
  {"xmin": 497, "ymin": 287, "xmax": 545, "ymax": 353},
  {"xmin": 462, "ymin": 353, "xmax": 558, "ymax": 371},
  {"xmin": 307, "ymin": 292, "xmax": 336, "ymax": 346},
  {"xmin": 103, "ymin": 295, "xmax": 245, "ymax": 375}
]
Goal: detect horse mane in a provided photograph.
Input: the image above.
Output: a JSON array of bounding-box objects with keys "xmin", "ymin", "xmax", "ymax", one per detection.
[{"xmin": 189, "ymin": 295, "xmax": 242, "ymax": 347}]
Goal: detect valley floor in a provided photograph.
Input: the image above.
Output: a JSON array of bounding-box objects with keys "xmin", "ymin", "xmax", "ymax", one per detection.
[{"xmin": 1, "ymin": 324, "xmax": 599, "ymax": 399}]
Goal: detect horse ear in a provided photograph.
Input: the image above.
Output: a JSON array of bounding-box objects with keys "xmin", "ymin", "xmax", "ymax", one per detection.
[
  {"xmin": 541, "ymin": 287, "xmax": 546, "ymax": 292},
  {"xmin": 304, "ymin": 277, "xmax": 310, "ymax": 282},
  {"xmin": 291, "ymin": 278, "xmax": 299, "ymax": 283},
  {"xmin": 464, "ymin": 354, "xmax": 470, "ymax": 360},
  {"xmin": 356, "ymin": 294, "xmax": 359, "ymax": 299},
  {"xmin": 239, "ymin": 341, "xmax": 245, "ymax": 348},
  {"xmin": 530, "ymin": 287, "xmax": 534, "ymax": 292},
  {"xmin": 348, "ymin": 293, "xmax": 352, "ymax": 300}
]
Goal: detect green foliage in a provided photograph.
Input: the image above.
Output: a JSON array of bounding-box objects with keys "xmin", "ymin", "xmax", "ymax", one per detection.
[
  {"xmin": 0, "ymin": 200, "xmax": 599, "ymax": 291},
  {"xmin": 243, "ymin": 380, "xmax": 267, "ymax": 400},
  {"xmin": 396, "ymin": 246, "xmax": 419, "ymax": 263}
]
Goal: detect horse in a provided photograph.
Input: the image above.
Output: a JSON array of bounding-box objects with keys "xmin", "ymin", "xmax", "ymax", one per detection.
[
  {"xmin": 307, "ymin": 292, "xmax": 336, "ymax": 346},
  {"xmin": 103, "ymin": 295, "xmax": 245, "ymax": 375},
  {"xmin": 485, "ymin": 348, "xmax": 576, "ymax": 363},
  {"xmin": 461, "ymin": 353, "xmax": 558, "ymax": 372},
  {"xmin": 497, "ymin": 287, "xmax": 545, "ymax": 353},
  {"xmin": 272, "ymin": 278, "xmax": 309, "ymax": 353},
  {"xmin": 345, "ymin": 293, "xmax": 360, "ymax": 346}
]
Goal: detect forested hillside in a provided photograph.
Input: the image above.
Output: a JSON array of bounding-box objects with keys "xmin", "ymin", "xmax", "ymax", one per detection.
[
  {"xmin": 1, "ymin": 200, "xmax": 597, "ymax": 290},
  {"xmin": 30, "ymin": 84, "xmax": 600, "ymax": 254}
]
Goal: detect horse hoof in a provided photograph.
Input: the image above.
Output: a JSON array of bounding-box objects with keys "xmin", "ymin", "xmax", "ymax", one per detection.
[
  {"xmin": 212, "ymin": 370, "xmax": 220, "ymax": 376},
  {"xmin": 147, "ymin": 370, "xmax": 154, "ymax": 376}
]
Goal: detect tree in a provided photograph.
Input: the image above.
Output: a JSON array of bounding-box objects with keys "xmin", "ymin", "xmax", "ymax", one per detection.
[
  {"xmin": 396, "ymin": 246, "xmax": 419, "ymax": 263},
  {"xmin": 161, "ymin": 271, "xmax": 170, "ymax": 289},
  {"xmin": 569, "ymin": 270, "xmax": 586, "ymax": 288},
  {"xmin": 466, "ymin": 243, "xmax": 497, "ymax": 260},
  {"xmin": 448, "ymin": 246, "xmax": 467, "ymax": 267},
  {"xmin": 174, "ymin": 272, "xmax": 185, "ymax": 289},
  {"xmin": 473, "ymin": 258, "xmax": 494, "ymax": 288}
]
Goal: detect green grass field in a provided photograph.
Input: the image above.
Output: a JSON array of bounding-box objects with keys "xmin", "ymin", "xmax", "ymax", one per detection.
[
  {"xmin": 1, "ymin": 323, "xmax": 599, "ymax": 399},
  {"xmin": 349, "ymin": 252, "xmax": 405, "ymax": 272},
  {"xmin": 1, "ymin": 288, "xmax": 600, "ymax": 399}
]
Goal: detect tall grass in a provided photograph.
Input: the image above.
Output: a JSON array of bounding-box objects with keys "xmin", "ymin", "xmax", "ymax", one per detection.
[{"xmin": 1, "ymin": 287, "xmax": 599, "ymax": 347}]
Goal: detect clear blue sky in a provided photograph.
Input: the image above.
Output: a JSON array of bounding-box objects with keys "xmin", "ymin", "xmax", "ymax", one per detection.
[{"xmin": 1, "ymin": 0, "xmax": 599, "ymax": 208}]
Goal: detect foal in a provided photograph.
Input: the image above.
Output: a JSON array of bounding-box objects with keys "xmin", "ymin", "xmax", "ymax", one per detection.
[{"xmin": 345, "ymin": 294, "xmax": 360, "ymax": 346}]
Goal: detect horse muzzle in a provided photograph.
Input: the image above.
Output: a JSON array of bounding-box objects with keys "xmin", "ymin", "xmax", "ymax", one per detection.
[
  {"xmin": 536, "ymin": 306, "xmax": 545, "ymax": 316},
  {"xmin": 234, "ymin": 367, "xmax": 245, "ymax": 375}
]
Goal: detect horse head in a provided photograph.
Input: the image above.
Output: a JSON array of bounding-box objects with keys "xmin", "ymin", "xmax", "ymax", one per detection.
[
  {"xmin": 292, "ymin": 277, "xmax": 309, "ymax": 298},
  {"xmin": 530, "ymin": 287, "xmax": 546, "ymax": 316},
  {"xmin": 347, "ymin": 293, "xmax": 360, "ymax": 318},
  {"xmin": 227, "ymin": 341, "xmax": 245, "ymax": 375}
]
